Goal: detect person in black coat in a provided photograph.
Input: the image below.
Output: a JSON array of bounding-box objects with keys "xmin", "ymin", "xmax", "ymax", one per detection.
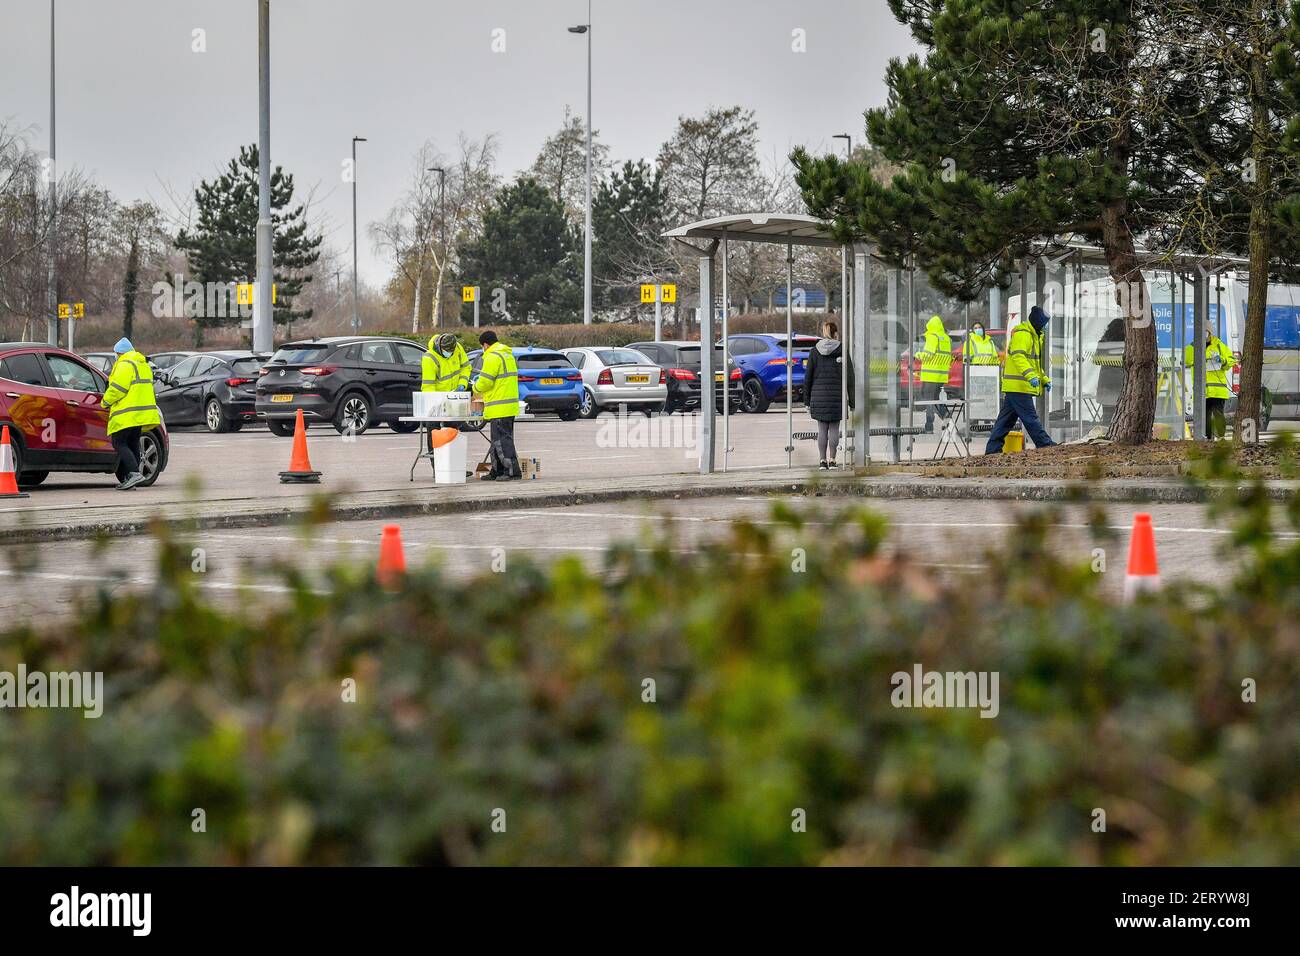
[{"xmin": 803, "ymin": 321, "xmax": 855, "ymax": 468}]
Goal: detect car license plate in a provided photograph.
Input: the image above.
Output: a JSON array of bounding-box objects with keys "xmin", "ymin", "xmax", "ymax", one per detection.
[
  {"xmin": 715, "ymin": 372, "xmax": 724, "ymax": 381},
  {"xmin": 271, "ymin": 394, "xmax": 293, "ymax": 403},
  {"xmin": 627, "ymin": 374, "xmax": 649, "ymax": 383},
  {"xmin": 541, "ymin": 378, "xmax": 562, "ymax": 385}
]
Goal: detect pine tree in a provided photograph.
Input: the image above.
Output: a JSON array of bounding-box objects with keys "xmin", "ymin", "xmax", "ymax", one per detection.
[
  {"xmin": 592, "ymin": 160, "xmax": 673, "ymax": 311},
  {"xmin": 457, "ymin": 178, "xmax": 582, "ymax": 324},
  {"xmin": 176, "ymin": 145, "xmax": 321, "ymax": 340},
  {"xmin": 793, "ymin": 1, "xmax": 1257, "ymax": 445}
]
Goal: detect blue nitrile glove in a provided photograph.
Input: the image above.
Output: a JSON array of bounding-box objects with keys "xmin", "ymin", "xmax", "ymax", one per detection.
[
  {"xmin": 1044, "ymin": 381, "xmax": 1051, "ymax": 392},
  {"xmin": 1029, "ymin": 377, "xmax": 1040, "ymax": 389}
]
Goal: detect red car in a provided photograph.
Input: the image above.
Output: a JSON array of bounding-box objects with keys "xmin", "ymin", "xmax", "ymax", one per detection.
[
  {"xmin": 0, "ymin": 343, "xmax": 169, "ymax": 489},
  {"xmin": 899, "ymin": 328, "xmax": 1008, "ymax": 400}
]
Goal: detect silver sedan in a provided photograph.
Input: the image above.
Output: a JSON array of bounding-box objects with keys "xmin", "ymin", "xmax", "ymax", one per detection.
[{"xmin": 562, "ymin": 347, "xmax": 669, "ymax": 418}]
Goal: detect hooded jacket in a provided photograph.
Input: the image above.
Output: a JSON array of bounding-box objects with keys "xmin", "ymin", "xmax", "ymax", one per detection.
[
  {"xmin": 917, "ymin": 315, "xmax": 953, "ymax": 383},
  {"xmin": 102, "ymin": 349, "xmax": 162, "ymax": 436},
  {"xmin": 1003, "ymin": 308, "xmax": 1050, "ymax": 396},
  {"xmin": 803, "ymin": 338, "xmax": 855, "ymax": 423}
]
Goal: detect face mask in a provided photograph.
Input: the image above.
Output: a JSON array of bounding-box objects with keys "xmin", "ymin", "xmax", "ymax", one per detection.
[{"xmin": 972, "ymin": 328, "xmax": 984, "ymax": 337}]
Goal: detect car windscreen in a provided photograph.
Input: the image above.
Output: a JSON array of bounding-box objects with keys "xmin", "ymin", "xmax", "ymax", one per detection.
[
  {"xmin": 269, "ymin": 345, "xmax": 329, "ymax": 365},
  {"xmin": 594, "ymin": 349, "xmax": 651, "ymax": 366},
  {"xmin": 230, "ymin": 358, "xmax": 264, "ymax": 376},
  {"xmin": 516, "ymin": 353, "xmax": 572, "ymax": 370}
]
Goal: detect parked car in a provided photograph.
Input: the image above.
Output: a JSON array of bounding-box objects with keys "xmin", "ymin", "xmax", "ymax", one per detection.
[
  {"xmin": 465, "ymin": 347, "xmax": 583, "ymax": 420},
  {"xmin": 0, "ymin": 342, "xmax": 169, "ymax": 487},
  {"xmin": 82, "ymin": 352, "xmax": 117, "ymax": 374},
  {"xmin": 627, "ymin": 341, "xmax": 741, "ymax": 414},
  {"xmin": 155, "ymin": 351, "xmax": 269, "ymax": 433},
  {"xmin": 148, "ymin": 351, "xmax": 198, "ymax": 373},
  {"xmin": 724, "ymin": 333, "xmax": 819, "ymax": 413},
  {"xmin": 255, "ymin": 336, "xmax": 428, "ymax": 436},
  {"xmin": 899, "ymin": 328, "xmax": 1009, "ymax": 402},
  {"xmin": 561, "ymin": 346, "xmax": 667, "ymax": 418}
]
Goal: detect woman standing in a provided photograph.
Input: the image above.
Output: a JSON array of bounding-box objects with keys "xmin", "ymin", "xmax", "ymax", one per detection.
[{"xmin": 803, "ymin": 321, "xmax": 855, "ymax": 469}]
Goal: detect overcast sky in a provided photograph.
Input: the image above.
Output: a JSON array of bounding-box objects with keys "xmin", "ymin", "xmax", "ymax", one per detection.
[{"xmin": 1, "ymin": 0, "xmax": 915, "ymax": 285}]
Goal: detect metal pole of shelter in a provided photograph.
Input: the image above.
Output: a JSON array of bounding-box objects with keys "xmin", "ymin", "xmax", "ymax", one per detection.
[
  {"xmin": 47, "ymin": 0, "xmax": 58, "ymax": 347},
  {"xmin": 722, "ymin": 232, "xmax": 730, "ymax": 471},
  {"xmin": 254, "ymin": 0, "xmax": 274, "ymax": 354},
  {"xmin": 697, "ymin": 246, "xmax": 717, "ymax": 473},
  {"xmin": 852, "ymin": 248, "xmax": 870, "ymax": 467},
  {"xmin": 840, "ymin": 246, "xmax": 850, "ymax": 469},
  {"xmin": 1192, "ymin": 268, "xmax": 1207, "ymax": 439},
  {"xmin": 786, "ymin": 242, "xmax": 794, "ymax": 468}
]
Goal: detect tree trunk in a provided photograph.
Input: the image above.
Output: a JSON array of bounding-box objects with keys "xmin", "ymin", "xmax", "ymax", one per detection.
[
  {"xmin": 410, "ymin": 270, "xmax": 423, "ymax": 335},
  {"xmin": 1102, "ymin": 200, "xmax": 1156, "ymax": 445},
  {"xmin": 1236, "ymin": 32, "xmax": 1273, "ymax": 443}
]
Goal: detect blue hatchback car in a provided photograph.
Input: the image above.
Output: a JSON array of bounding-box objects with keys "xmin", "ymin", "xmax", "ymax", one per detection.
[
  {"xmin": 466, "ymin": 346, "xmax": 583, "ymax": 420},
  {"xmin": 723, "ymin": 333, "xmax": 820, "ymax": 413}
]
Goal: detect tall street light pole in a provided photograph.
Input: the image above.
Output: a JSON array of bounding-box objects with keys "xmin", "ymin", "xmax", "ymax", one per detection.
[
  {"xmin": 47, "ymin": 0, "xmax": 57, "ymax": 346},
  {"xmin": 254, "ymin": 0, "xmax": 274, "ymax": 353},
  {"xmin": 568, "ymin": 6, "xmax": 592, "ymax": 325},
  {"xmin": 428, "ymin": 166, "xmax": 445, "ymax": 328},
  {"xmin": 351, "ymin": 135, "xmax": 367, "ymax": 334},
  {"xmin": 832, "ymin": 133, "xmax": 852, "ymax": 159}
]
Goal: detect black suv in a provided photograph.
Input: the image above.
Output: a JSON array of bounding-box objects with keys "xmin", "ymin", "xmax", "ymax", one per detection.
[
  {"xmin": 255, "ymin": 336, "xmax": 428, "ymax": 436},
  {"xmin": 155, "ymin": 351, "xmax": 269, "ymax": 433},
  {"xmin": 627, "ymin": 340, "xmax": 740, "ymax": 414}
]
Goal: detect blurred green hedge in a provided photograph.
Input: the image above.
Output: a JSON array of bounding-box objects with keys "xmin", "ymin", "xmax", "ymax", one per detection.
[{"xmin": 1, "ymin": 464, "xmax": 1298, "ymax": 865}]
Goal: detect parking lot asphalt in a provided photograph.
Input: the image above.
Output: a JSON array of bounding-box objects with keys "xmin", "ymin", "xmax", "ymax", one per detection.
[{"xmin": 1, "ymin": 494, "xmax": 1279, "ymax": 624}]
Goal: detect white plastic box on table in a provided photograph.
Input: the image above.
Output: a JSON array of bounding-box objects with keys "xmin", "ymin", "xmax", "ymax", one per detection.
[
  {"xmin": 413, "ymin": 391, "xmax": 471, "ymax": 419},
  {"xmin": 433, "ymin": 432, "xmax": 468, "ymax": 484}
]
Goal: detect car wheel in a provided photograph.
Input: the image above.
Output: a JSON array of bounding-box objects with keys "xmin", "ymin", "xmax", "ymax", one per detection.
[
  {"xmin": 578, "ymin": 387, "xmax": 599, "ymax": 419},
  {"xmin": 18, "ymin": 470, "xmax": 48, "ymax": 488},
  {"xmin": 116, "ymin": 429, "xmax": 165, "ymax": 486},
  {"xmin": 390, "ymin": 420, "xmax": 419, "ymax": 433},
  {"xmin": 557, "ymin": 409, "xmax": 580, "ymax": 422},
  {"xmin": 204, "ymin": 398, "xmax": 230, "ymax": 433},
  {"xmin": 334, "ymin": 393, "xmax": 372, "ymax": 435},
  {"xmin": 267, "ymin": 419, "xmax": 297, "ymax": 437},
  {"xmin": 741, "ymin": 377, "xmax": 770, "ymax": 413}
]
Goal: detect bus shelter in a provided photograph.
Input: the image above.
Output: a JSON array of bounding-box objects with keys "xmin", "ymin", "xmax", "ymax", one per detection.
[{"xmin": 665, "ymin": 214, "xmax": 1253, "ymax": 473}]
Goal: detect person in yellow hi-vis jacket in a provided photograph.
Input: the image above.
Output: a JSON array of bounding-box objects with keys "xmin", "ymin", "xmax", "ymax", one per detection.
[
  {"xmin": 984, "ymin": 307, "xmax": 1057, "ymax": 453},
  {"xmin": 101, "ymin": 337, "xmax": 162, "ymax": 490},
  {"xmin": 915, "ymin": 314, "xmax": 954, "ymax": 433},
  {"xmin": 962, "ymin": 322, "xmax": 1001, "ymax": 365},
  {"xmin": 422, "ymin": 332, "xmax": 470, "ymax": 392},
  {"xmin": 472, "ymin": 330, "xmax": 522, "ymax": 480},
  {"xmin": 1183, "ymin": 320, "xmax": 1235, "ymax": 439},
  {"xmin": 421, "ymin": 333, "xmax": 471, "ymax": 451}
]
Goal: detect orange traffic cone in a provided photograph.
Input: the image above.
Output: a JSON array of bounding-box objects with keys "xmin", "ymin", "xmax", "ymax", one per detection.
[
  {"xmin": 377, "ymin": 524, "xmax": 406, "ymax": 591},
  {"xmin": 0, "ymin": 426, "xmax": 30, "ymax": 499},
  {"xmin": 1123, "ymin": 513, "xmax": 1160, "ymax": 602},
  {"xmin": 278, "ymin": 409, "xmax": 321, "ymax": 483}
]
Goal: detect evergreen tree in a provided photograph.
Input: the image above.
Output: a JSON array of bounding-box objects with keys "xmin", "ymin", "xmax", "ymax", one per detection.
[
  {"xmin": 176, "ymin": 144, "xmax": 321, "ymax": 340},
  {"xmin": 592, "ymin": 160, "xmax": 673, "ymax": 310},
  {"xmin": 793, "ymin": 1, "xmax": 1250, "ymax": 445},
  {"xmin": 457, "ymin": 177, "xmax": 582, "ymax": 324}
]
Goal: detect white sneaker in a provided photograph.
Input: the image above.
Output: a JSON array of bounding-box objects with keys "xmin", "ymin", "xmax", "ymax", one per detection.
[{"xmin": 116, "ymin": 472, "xmax": 145, "ymax": 490}]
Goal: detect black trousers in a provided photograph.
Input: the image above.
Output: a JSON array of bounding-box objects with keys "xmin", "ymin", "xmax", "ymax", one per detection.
[
  {"xmin": 111, "ymin": 426, "xmax": 143, "ymax": 475},
  {"xmin": 488, "ymin": 418, "xmax": 521, "ymax": 477},
  {"xmin": 1206, "ymin": 397, "xmax": 1227, "ymax": 439}
]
